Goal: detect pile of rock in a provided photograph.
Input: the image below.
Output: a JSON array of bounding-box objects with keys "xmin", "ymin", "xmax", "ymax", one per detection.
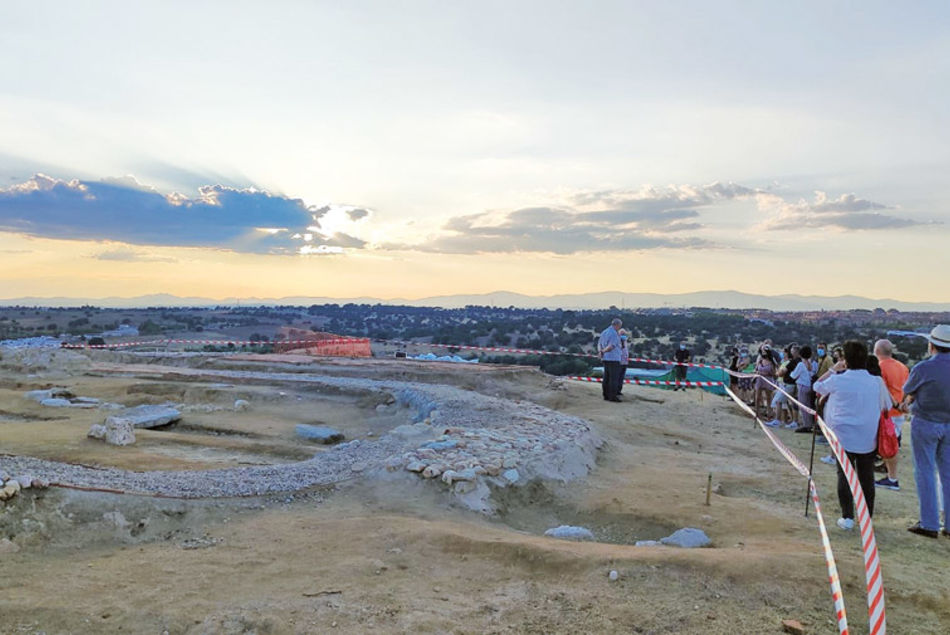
[
  {"xmin": 0, "ymin": 472, "xmax": 49, "ymax": 502},
  {"xmin": 386, "ymin": 387, "xmax": 601, "ymax": 513},
  {"xmin": 25, "ymin": 387, "xmax": 107, "ymax": 409}
]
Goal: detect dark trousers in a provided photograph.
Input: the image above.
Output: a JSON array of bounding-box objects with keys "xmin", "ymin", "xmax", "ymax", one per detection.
[
  {"xmin": 836, "ymin": 450, "xmax": 876, "ymax": 520},
  {"xmin": 674, "ymin": 365, "xmax": 687, "ymax": 382},
  {"xmin": 617, "ymin": 364, "xmax": 627, "ymax": 393},
  {"xmin": 603, "ymin": 361, "xmax": 621, "ymax": 399}
]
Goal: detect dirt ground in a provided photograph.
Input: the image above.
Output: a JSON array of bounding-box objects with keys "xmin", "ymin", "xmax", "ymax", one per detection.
[{"xmin": 2, "ymin": 356, "xmax": 949, "ymax": 634}]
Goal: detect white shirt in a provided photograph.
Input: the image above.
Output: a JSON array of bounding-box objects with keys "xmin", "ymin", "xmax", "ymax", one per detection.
[
  {"xmin": 813, "ymin": 369, "xmax": 890, "ymax": 454},
  {"xmin": 790, "ymin": 359, "xmax": 816, "ymax": 387}
]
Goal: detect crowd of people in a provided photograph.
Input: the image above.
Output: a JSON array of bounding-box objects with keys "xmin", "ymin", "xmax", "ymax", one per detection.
[
  {"xmin": 728, "ymin": 328, "xmax": 950, "ymax": 537},
  {"xmin": 602, "ymin": 317, "xmax": 950, "ymax": 539}
]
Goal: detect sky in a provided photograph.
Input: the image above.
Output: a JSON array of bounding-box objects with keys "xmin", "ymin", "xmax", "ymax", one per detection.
[{"xmin": 1, "ymin": 1, "xmax": 948, "ymax": 302}]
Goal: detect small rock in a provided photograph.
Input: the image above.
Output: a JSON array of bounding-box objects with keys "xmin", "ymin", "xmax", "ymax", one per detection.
[
  {"xmin": 87, "ymin": 424, "xmax": 107, "ymax": 440},
  {"xmin": 608, "ymin": 570, "xmax": 619, "ymax": 581},
  {"xmin": 40, "ymin": 398, "xmax": 72, "ymax": 407},
  {"xmin": 544, "ymin": 525, "xmax": 595, "ymax": 541},
  {"xmin": 14, "ymin": 475, "xmax": 33, "ymax": 489},
  {"xmin": 635, "ymin": 540, "xmax": 660, "ymax": 547},
  {"xmin": 781, "ymin": 618, "xmax": 806, "ymax": 635},
  {"xmin": 441, "ymin": 470, "xmax": 458, "ymax": 485},
  {"xmin": 406, "ymin": 461, "xmax": 426, "ymax": 473},
  {"xmin": 233, "ymin": 399, "xmax": 250, "ymax": 411},
  {"xmin": 660, "ymin": 528, "xmax": 711, "ymax": 548},
  {"xmin": 454, "ymin": 468, "xmax": 477, "ymax": 482},
  {"xmin": 31, "ymin": 478, "xmax": 49, "ymax": 489},
  {"xmin": 421, "ymin": 439, "xmax": 458, "ymax": 451},
  {"xmin": 502, "ymin": 469, "xmax": 520, "ymax": 484},
  {"xmin": 295, "ymin": 424, "xmax": 345, "ymax": 444},
  {"xmin": 422, "ymin": 465, "xmax": 442, "ymax": 479}
]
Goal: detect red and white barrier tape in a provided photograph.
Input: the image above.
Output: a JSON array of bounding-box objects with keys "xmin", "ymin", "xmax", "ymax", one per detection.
[
  {"xmin": 566, "ymin": 376, "xmax": 724, "ymax": 388},
  {"xmin": 61, "ymin": 335, "xmax": 728, "ymax": 370},
  {"xmin": 61, "ymin": 338, "xmax": 366, "ymax": 350},
  {"xmin": 723, "ymin": 368, "xmax": 885, "ymax": 634},
  {"xmin": 724, "ymin": 385, "xmax": 849, "ymax": 634}
]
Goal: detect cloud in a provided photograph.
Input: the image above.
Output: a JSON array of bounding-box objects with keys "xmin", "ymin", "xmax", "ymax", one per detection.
[
  {"xmin": 757, "ymin": 191, "xmax": 931, "ymax": 231},
  {"xmin": 0, "ymin": 174, "xmax": 371, "ymax": 255},
  {"xmin": 91, "ymin": 248, "xmax": 177, "ymax": 263},
  {"xmin": 346, "ymin": 208, "xmax": 370, "ymax": 221},
  {"xmin": 383, "ymin": 181, "xmax": 761, "ymax": 255},
  {"xmin": 386, "ymin": 205, "xmax": 712, "ymax": 254}
]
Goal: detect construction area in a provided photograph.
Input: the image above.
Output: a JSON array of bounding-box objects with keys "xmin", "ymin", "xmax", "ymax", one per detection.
[{"xmin": 1, "ymin": 343, "xmax": 948, "ymax": 634}]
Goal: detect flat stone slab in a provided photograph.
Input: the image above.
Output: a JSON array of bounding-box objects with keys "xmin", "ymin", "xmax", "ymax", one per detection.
[
  {"xmin": 296, "ymin": 424, "xmax": 345, "ymax": 444},
  {"xmin": 544, "ymin": 525, "xmax": 595, "ymax": 541},
  {"xmin": 107, "ymin": 404, "xmax": 181, "ymax": 429}
]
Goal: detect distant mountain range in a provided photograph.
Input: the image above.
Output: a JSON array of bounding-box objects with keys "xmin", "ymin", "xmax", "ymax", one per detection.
[{"xmin": 1, "ymin": 290, "xmax": 950, "ymax": 312}]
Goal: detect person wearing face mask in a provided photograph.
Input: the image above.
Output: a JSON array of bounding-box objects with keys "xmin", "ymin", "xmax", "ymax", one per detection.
[
  {"xmin": 815, "ymin": 342, "xmax": 835, "ymax": 378},
  {"xmin": 617, "ymin": 329, "xmax": 630, "ymax": 396},
  {"xmin": 673, "ymin": 341, "xmax": 691, "ymax": 391}
]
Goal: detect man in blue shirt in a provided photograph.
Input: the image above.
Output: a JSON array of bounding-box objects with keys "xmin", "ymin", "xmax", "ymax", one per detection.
[
  {"xmin": 902, "ymin": 324, "xmax": 950, "ymax": 538},
  {"xmin": 598, "ymin": 318, "xmax": 624, "ymax": 402}
]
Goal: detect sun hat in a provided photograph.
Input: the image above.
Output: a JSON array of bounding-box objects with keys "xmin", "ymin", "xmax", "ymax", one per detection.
[{"xmin": 926, "ymin": 324, "xmax": 950, "ymax": 348}]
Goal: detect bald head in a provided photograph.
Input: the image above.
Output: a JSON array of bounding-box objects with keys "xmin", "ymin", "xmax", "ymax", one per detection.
[{"xmin": 874, "ymin": 339, "xmax": 894, "ymax": 359}]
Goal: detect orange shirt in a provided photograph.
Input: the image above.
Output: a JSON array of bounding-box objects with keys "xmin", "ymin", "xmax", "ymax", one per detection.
[{"xmin": 879, "ymin": 357, "xmax": 909, "ymax": 417}]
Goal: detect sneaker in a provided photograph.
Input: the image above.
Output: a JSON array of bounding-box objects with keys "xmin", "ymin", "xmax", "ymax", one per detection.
[
  {"xmin": 907, "ymin": 522, "xmax": 938, "ymax": 539},
  {"xmin": 815, "ymin": 436, "xmax": 829, "ymax": 445},
  {"xmin": 784, "ymin": 421, "xmax": 798, "ymax": 429},
  {"xmin": 875, "ymin": 477, "xmax": 900, "ymax": 491},
  {"xmin": 793, "ymin": 425, "xmax": 814, "ymax": 434},
  {"xmin": 820, "ymin": 455, "xmax": 836, "ymax": 465},
  {"xmin": 836, "ymin": 518, "xmax": 855, "ymax": 531},
  {"xmin": 763, "ymin": 419, "xmax": 781, "ymax": 428}
]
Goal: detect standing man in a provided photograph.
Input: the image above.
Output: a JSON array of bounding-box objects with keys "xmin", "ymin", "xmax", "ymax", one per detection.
[
  {"xmin": 598, "ymin": 318, "xmax": 624, "ymax": 402},
  {"xmin": 673, "ymin": 341, "xmax": 691, "ymax": 391},
  {"xmin": 874, "ymin": 339, "xmax": 909, "ymax": 491},
  {"xmin": 902, "ymin": 325, "xmax": 950, "ymax": 538}
]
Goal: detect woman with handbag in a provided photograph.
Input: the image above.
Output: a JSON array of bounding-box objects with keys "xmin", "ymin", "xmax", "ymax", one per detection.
[{"xmin": 814, "ymin": 341, "xmax": 891, "ymax": 531}]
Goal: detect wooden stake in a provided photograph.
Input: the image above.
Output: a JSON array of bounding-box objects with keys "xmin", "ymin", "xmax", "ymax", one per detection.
[{"xmin": 705, "ymin": 473, "xmax": 712, "ymax": 506}]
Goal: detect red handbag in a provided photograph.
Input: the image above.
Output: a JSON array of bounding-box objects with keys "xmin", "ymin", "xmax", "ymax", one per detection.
[{"xmin": 877, "ymin": 412, "xmax": 899, "ymax": 460}]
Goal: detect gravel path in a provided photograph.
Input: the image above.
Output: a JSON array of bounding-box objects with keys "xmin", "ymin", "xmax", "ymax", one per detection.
[{"xmin": 1, "ymin": 365, "xmax": 600, "ymax": 507}]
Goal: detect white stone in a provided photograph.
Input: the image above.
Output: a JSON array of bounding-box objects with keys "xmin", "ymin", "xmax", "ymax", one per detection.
[
  {"xmin": 14, "ymin": 475, "xmax": 33, "ymax": 489},
  {"xmin": 544, "ymin": 525, "xmax": 594, "ymax": 541},
  {"xmin": 40, "ymin": 398, "xmax": 72, "ymax": 407},
  {"xmin": 406, "ymin": 461, "xmax": 426, "ymax": 473},
  {"xmin": 608, "ymin": 570, "xmax": 619, "ymax": 581},
  {"xmin": 502, "ymin": 469, "xmax": 520, "ymax": 484},
  {"xmin": 635, "ymin": 540, "xmax": 660, "ymax": 547},
  {"xmin": 233, "ymin": 399, "xmax": 250, "ymax": 411},
  {"xmin": 105, "ymin": 419, "xmax": 136, "ymax": 446},
  {"xmin": 660, "ymin": 528, "xmax": 711, "ymax": 548},
  {"xmin": 441, "ymin": 470, "xmax": 458, "ymax": 485},
  {"xmin": 87, "ymin": 424, "xmax": 107, "ymax": 440},
  {"xmin": 422, "ymin": 465, "xmax": 442, "ymax": 479}
]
